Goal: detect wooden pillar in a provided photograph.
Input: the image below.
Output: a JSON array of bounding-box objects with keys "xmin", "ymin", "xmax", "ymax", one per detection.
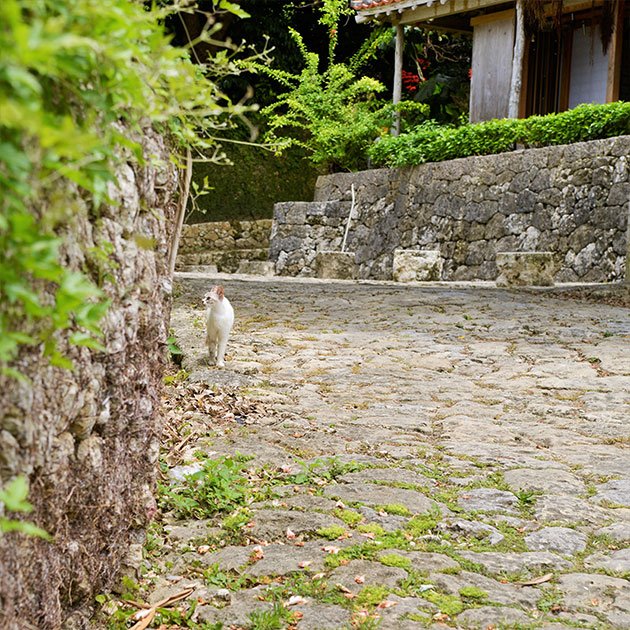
[
  {"xmin": 393, "ymin": 22, "xmax": 404, "ymax": 136},
  {"xmin": 606, "ymin": 0, "xmax": 625, "ymax": 103},
  {"xmin": 508, "ymin": 0, "xmax": 525, "ymax": 118}
]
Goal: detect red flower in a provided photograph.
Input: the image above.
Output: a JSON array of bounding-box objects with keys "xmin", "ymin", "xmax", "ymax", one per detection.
[
  {"xmin": 401, "ymin": 70, "xmax": 420, "ymax": 92},
  {"xmin": 468, "ymin": 68, "xmax": 472, "ymax": 80}
]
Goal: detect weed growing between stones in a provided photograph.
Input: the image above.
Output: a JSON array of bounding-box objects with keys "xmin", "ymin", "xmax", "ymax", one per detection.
[
  {"xmin": 316, "ymin": 525, "xmax": 348, "ymax": 540},
  {"xmin": 379, "ymin": 553, "xmax": 411, "ymax": 570},
  {"xmin": 422, "ymin": 590, "xmax": 465, "ymax": 615},
  {"xmin": 248, "ymin": 601, "xmax": 294, "ymax": 629},
  {"xmin": 380, "ymin": 503, "xmax": 413, "ymax": 517},
  {"xmin": 334, "ymin": 508, "xmax": 364, "ymax": 526},
  {"xmin": 355, "ymin": 585, "xmax": 391, "ymax": 608},
  {"xmin": 157, "ymin": 455, "xmax": 252, "ymax": 519}
]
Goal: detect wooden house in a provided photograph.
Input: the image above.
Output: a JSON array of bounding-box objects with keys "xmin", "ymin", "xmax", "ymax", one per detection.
[{"xmin": 351, "ymin": 0, "xmax": 629, "ymax": 126}]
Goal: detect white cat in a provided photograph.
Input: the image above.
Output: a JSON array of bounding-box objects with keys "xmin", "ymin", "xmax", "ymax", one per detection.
[{"xmin": 202, "ymin": 285, "xmax": 234, "ymax": 368}]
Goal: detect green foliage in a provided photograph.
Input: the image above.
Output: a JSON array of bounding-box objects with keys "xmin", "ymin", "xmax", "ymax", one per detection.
[
  {"xmin": 459, "ymin": 586, "xmax": 487, "ymax": 600},
  {"xmin": 288, "ymin": 455, "xmax": 362, "ymax": 485},
  {"xmin": 0, "ymin": 476, "xmax": 51, "ymax": 540},
  {"xmin": 422, "ymin": 590, "xmax": 465, "ymax": 616},
  {"xmin": 0, "ymin": 0, "xmax": 251, "ymax": 376},
  {"xmin": 335, "ymin": 508, "xmax": 364, "ymax": 526},
  {"xmin": 381, "ymin": 503, "xmax": 412, "ymax": 517},
  {"xmin": 257, "ymin": 28, "xmax": 386, "ymax": 172},
  {"xmin": 186, "ymin": 136, "xmax": 320, "ymax": 222},
  {"xmin": 250, "ymin": 0, "xmax": 395, "ymax": 172},
  {"xmin": 369, "ymin": 102, "xmax": 630, "ymax": 167},
  {"xmin": 316, "ymin": 525, "xmax": 347, "ymax": 540},
  {"xmin": 406, "ymin": 507, "xmax": 441, "ymax": 536},
  {"xmin": 355, "ymin": 584, "xmax": 391, "ymax": 608},
  {"xmin": 157, "ymin": 456, "xmax": 250, "ymax": 519},
  {"xmin": 247, "ymin": 602, "xmax": 293, "ymax": 630},
  {"xmin": 379, "ymin": 553, "xmax": 411, "ymax": 569}
]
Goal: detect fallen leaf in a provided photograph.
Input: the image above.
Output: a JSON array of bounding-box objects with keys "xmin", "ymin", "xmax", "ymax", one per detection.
[
  {"xmin": 196, "ymin": 545, "xmax": 211, "ymax": 554},
  {"xmin": 286, "ymin": 527, "xmax": 296, "ymax": 540},
  {"xmin": 376, "ymin": 600, "xmax": 398, "ymax": 609},
  {"xmin": 377, "ymin": 510, "xmax": 387, "ymax": 517},
  {"xmin": 336, "ymin": 500, "xmax": 346, "ymax": 508},
  {"xmin": 354, "ymin": 574, "xmax": 365, "ymax": 584},
  {"xmin": 340, "ymin": 559, "xmax": 350, "ymax": 565},
  {"xmin": 312, "ymin": 572, "xmax": 325, "ymax": 579},
  {"xmin": 286, "ymin": 595, "xmax": 309, "ymax": 606},
  {"xmin": 291, "ymin": 611, "xmax": 304, "ymax": 620},
  {"xmin": 433, "ymin": 612, "xmax": 449, "ymax": 621},
  {"xmin": 250, "ymin": 546, "xmax": 264, "ymax": 561},
  {"xmin": 132, "ymin": 609, "xmax": 153, "ymax": 622},
  {"xmin": 591, "ymin": 598, "xmax": 600, "ymax": 606},
  {"xmin": 322, "ymin": 545, "xmax": 340, "ymax": 554},
  {"xmin": 343, "ymin": 592, "xmax": 357, "ymax": 599},
  {"xmin": 298, "ymin": 560, "xmax": 312, "ymax": 568},
  {"xmin": 336, "ymin": 583, "xmax": 354, "ymax": 594},
  {"xmin": 359, "ymin": 532, "xmax": 375, "ymax": 540},
  {"xmin": 515, "ymin": 572, "xmax": 553, "ymax": 586}
]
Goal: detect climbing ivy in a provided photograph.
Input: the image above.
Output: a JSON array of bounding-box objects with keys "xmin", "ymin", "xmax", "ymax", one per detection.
[{"xmin": 0, "ymin": 0, "xmax": 253, "ymax": 377}]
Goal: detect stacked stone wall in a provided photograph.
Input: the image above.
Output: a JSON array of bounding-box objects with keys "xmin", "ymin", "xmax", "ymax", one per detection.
[
  {"xmin": 269, "ymin": 136, "xmax": 630, "ymax": 282},
  {"xmin": 0, "ymin": 127, "xmax": 178, "ymax": 629},
  {"xmin": 177, "ymin": 220, "xmax": 272, "ymax": 272}
]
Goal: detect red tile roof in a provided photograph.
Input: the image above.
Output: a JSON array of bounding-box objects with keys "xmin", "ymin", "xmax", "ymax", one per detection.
[
  {"xmin": 351, "ymin": 0, "xmax": 408, "ymax": 9},
  {"xmin": 351, "ymin": 0, "xmax": 424, "ymax": 10}
]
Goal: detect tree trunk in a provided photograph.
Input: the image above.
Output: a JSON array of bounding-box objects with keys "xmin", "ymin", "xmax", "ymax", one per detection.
[{"xmin": 392, "ymin": 23, "xmax": 404, "ymax": 136}]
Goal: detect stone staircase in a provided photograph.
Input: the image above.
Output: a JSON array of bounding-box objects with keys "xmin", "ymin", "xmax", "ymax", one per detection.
[{"xmin": 176, "ymin": 219, "xmax": 272, "ymax": 273}]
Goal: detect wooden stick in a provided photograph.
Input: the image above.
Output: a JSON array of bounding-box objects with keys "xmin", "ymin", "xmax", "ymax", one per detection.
[{"xmin": 168, "ymin": 149, "xmax": 193, "ymax": 278}]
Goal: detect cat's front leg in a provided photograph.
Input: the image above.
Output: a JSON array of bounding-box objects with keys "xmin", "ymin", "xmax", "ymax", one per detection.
[{"xmin": 216, "ymin": 333, "xmax": 229, "ymax": 368}]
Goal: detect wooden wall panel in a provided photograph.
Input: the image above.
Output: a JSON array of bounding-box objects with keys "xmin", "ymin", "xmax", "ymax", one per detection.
[{"xmin": 470, "ymin": 14, "xmax": 515, "ymax": 122}]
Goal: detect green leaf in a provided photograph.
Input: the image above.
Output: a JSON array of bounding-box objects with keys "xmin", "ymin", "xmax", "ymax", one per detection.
[
  {"xmin": 0, "ymin": 476, "xmax": 32, "ymax": 512},
  {"xmin": 218, "ymin": 0, "xmax": 250, "ymax": 19},
  {"xmin": 69, "ymin": 331, "xmax": 106, "ymax": 351},
  {"xmin": 0, "ymin": 517, "xmax": 52, "ymax": 541}
]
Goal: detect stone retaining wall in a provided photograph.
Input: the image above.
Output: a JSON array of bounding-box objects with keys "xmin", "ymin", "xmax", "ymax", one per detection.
[
  {"xmin": 269, "ymin": 136, "xmax": 630, "ymax": 282},
  {"xmin": 0, "ymin": 127, "xmax": 178, "ymax": 629},
  {"xmin": 177, "ymin": 220, "xmax": 272, "ymax": 272}
]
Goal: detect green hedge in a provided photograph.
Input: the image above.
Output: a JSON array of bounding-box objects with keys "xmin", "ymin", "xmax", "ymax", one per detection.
[
  {"xmin": 368, "ymin": 102, "xmax": 630, "ymax": 168},
  {"xmin": 187, "ymin": 142, "xmax": 320, "ymax": 223}
]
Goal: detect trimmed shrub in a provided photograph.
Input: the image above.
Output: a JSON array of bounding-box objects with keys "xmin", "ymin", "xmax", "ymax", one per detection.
[{"xmin": 368, "ymin": 102, "xmax": 630, "ymax": 167}]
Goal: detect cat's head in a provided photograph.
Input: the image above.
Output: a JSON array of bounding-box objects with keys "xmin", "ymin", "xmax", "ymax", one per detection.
[{"xmin": 202, "ymin": 285, "xmax": 224, "ymax": 306}]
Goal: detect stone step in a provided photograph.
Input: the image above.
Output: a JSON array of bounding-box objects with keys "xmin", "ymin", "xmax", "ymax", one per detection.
[{"xmin": 176, "ymin": 248, "xmax": 269, "ymax": 273}]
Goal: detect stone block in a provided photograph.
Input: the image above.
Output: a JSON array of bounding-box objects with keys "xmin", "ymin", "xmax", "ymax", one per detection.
[
  {"xmin": 178, "ymin": 264, "xmax": 218, "ymax": 274},
  {"xmin": 495, "ymin": 251, "xmax": 555, "ymax": 287},
  {"xmin": 392, "ymin": 249, "xmax": 443, "ymax": 282},
  {"xmin": 237, "ymin": 261, "xmax": 275, "ymax": 276},
  {"xmin": 315, "ymin": 251, "xmax": 356, "ymax": 279}
]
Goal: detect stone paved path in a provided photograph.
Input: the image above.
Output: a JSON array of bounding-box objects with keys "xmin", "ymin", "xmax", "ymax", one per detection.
[{"xmin": 141, "ymin": 275, "xmax": 629, "ymax": 630}]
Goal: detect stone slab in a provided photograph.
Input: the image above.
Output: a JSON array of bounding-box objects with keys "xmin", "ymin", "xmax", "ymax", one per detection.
[{"xmin": 495, "ymin": 251, "xmax": 555, "ymax": 287}]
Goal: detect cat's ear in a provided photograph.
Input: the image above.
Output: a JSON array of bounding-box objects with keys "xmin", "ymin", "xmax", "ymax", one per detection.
[{"xmin": 217, "ymin": 285, "xmax": 224, "ymax": 300}]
